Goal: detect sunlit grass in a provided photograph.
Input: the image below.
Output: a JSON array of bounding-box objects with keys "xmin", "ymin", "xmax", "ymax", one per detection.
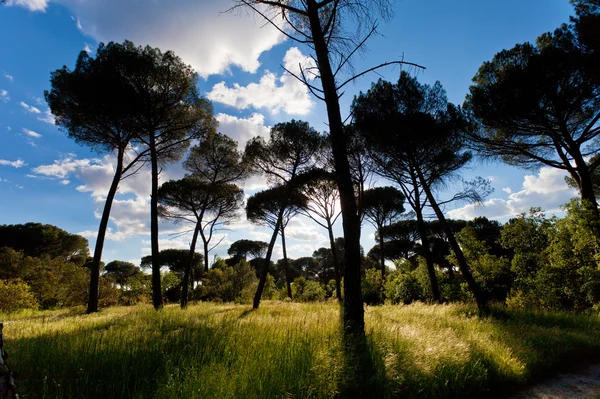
[{"xmin": 2, "ymin": 301, "xmax": 599, "ymax": 398}]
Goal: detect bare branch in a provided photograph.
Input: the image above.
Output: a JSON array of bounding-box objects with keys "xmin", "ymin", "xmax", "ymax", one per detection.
[{"xmin": 337, "ymin": 60, "xmax": 426, "ymax": 91}]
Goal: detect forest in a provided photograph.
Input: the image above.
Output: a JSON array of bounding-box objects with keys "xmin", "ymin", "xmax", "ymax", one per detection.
[{"xmin": 1, "ymin": 0, "xmax": 600, "ymax": 398}]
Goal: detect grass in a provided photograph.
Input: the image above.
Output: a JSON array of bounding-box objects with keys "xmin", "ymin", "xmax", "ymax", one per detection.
[{"xmin": 2, "ymin": 301, "xmax": 600, "ymax": 398}]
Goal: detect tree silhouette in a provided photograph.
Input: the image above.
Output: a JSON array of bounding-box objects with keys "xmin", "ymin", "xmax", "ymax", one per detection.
[
  {"xmin": 108, "ymin": 41, "xmax": 216, "ymax": 309},
  {"xmin": 244, "ymin": 120, "xmax": 322, "ymax": 306},
  {"xmin": 46, "ymin": 42, "xmax": 152, "ymax": 313},
  {"xmin": 246, "ymin": 185, "xmax": 309, "ymax": 304},
  {"xmin": 362, "ymin": 187, "xmax": 405, "ymax": 282},
  {"xmin": 465, "ymin": 20, "xmax": 600, "ymax": 231},
  {"xmin": 353, "ymin": 73, "xmax": 489, "ymax": 310},
  {"xmin": 104, "ymin": 260, "xmax": 139, "ymax": 287},
  {"xmin": 232, "ymin": 0, "xmax": 423, "ymax": 340},
  {"xmin": 158, "ymin": 177, "xmax": 243, "ymax": 307},
  {"xmin": 227, "ymin": 240, "xmax": 268, "ymax": 261}
]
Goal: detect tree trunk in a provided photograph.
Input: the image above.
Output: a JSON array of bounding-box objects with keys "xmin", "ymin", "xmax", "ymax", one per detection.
[
  {"xmin": 416, "ymin": 168, "xmax": 487, "ymax": 311},
  {"xmin": 572, "ymin": 152, "xmax": 600, "ymax": 238},
  {"xmin": 379, "ymin": 226, "xmax": 385, "ymax": 283},
  {"xmin": 87, "ymin": 147, "xmax": 124, "ymax": 313},
  {"xmin": 149, "ymin": 132, "xmax": 163, "ymax": 310},
  {"xmin": 253, "ymin": 214, "xmax": 283, "ymax": 309},
  {"xmin": 327, "ymin": 219, "xmax": 342, "ymax": 302},
  {"xmin": 201, "ymin": 234, "xmax": 210, "ymax": 273},
  {"xmin": 307, "ymin": 0, "xmax": 364, "ymax": 339},
  {"xmin": 413, "ymin": 205, "xmax": 441, "ymax": 303},
  {"xmin": 281, "ymin": 225, "xmax": 292, "ymax": 299},
  {"xmin": 181, "ymin": 221, "xmax": 200, "ymax": 308},
  {"xmin": 0, "ymin": 324, "xmax": 18, "ymax": 399}
]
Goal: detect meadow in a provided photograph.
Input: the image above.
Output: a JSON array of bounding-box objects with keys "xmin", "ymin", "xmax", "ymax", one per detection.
[{"xmin": 3, "ymin": 301, "xmax": 600, "ymax": 399}]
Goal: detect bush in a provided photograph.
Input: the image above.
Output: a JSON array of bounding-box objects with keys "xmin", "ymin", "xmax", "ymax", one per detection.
[
  {"xmin": 292, "ymin": 277, "xmax": 326, "ymax": 302},
  {"xmin": 384, "ymin": 271, "xmax": 422, "ymax": 305},
  {"xmin": 362, "ymin": 268, "xmax": 383, "ymax": 305},
  {"xmin": 0, "ymin": 279, "xmax": 38, "ymax": 313}
]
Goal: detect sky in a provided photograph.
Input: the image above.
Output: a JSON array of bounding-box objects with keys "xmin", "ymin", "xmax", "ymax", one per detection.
[{"xmin": 0, "ymin": 0, "xmax": 580, "ymax": 267}]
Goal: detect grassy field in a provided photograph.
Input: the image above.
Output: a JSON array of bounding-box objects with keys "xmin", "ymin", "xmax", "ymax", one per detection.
[{"xmin": 2, "ymin": 301, "xmax": 600, "ymax": 399}]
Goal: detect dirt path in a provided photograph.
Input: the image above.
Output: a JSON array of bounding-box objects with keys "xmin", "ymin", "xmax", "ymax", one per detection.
[{"xmin": 510, "ymin": 364, "xmax": 600, "ymax": 399}]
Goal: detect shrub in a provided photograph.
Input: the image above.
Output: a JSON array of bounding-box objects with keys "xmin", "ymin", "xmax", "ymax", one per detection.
[
  {"xmin": 0, "ymin": 279, "xmax": 38, "ymax": 313},
  {"xmin": 292, "ymin": 277, "xmax": 326, "ymax": 302},
  {"xmin": 384, "ymin": 271, "xmax": 422, "ymax": 305},
  {"xmin": 362, "ymin": 268, "xmax": 384, "ymax": 305}
]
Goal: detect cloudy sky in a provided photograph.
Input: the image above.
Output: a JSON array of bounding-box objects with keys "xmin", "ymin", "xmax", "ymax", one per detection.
[{"xmin": 0, "ymin": 0, "xmax": 578, "ymax": 266}]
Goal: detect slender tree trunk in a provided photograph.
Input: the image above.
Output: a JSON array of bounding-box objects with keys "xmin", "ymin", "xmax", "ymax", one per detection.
[
  {"xmin": 416, "ymin": 168, "xmax": 487, "ymax": 311},
  {"xmin": 253, "ymin": 214, "xmax": 283, "ymax": 309},
  {"xmin": 414, "ymin": 207, "xmax": 441, "ymax": 303},
  {"xmin": 572, "ymin": 153, "xmax": 600, "ymax": 238},
  {"xmin": 379, "ymin": 226, "xmax": 386, "ymax": 282},
  {"xmin": 87, "ymin": 147, "xmax": 124, "ymax": 313},
  {"xmin": 149, "ymin": 133, "xmax": 163, "ymax": 310},
  {"xmin": 0, "ymin": 324, "xmax": 18, "ymax": 399},
  {"xmin": 327, "ymin": 219, "xmax": 342, "ymax": 302},
  {"xmin": 281, "ymin": 225, "xmax": 292, "ymax": 299},
  {"xmin": 307, "ymin": 0, "xmax": 364, "ymax": 339},
  {"xmin": 201, "ymin": 233, "xmax": 210, "ymax": 273},
  {"xmin": 181, "ymin": 221, "xmax": 200, "ymax": 308}
]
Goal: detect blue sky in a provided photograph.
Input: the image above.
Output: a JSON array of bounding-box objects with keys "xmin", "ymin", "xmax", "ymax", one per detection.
[{"xmin": 0, "ymin": 0, "xmax": 579, "ymax": 266}]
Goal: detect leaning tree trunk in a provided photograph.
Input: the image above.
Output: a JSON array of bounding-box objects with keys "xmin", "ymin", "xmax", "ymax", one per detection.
[
  {"xmin": 378, "ymin": 226, "xmax": 386, "ymax": 283},
  {"xmin": 413, "ymin": 202, "xmax": 441, "ymax": 303},
  {"xmin": 416, "ymin": 168, "xmax": 487, "ymax": 311},
  {"xmin": 281, "ymin": 225, "xmax": 292, "ymax": 299},
  {"xmin": 87, "ymin": 146, "xmax": 124, "ymax": 313},
  {"xmin": 572, "ymin": 151, "xmax": 600, "ymax": 239},
  {"xmin": 181, "ymin": 221, "xmax": 200, "ymax": 308},
  {"xmin": 307, "ymin": 0, "xmax": 364, "ymax": 339},
  {"xmin": 149, "ymin": 133, "xmax": 163, "ymax": 310},
  {"xmin": 253, "ymin": 213, "xmax": 283, "ymax": 309},
  {"xmin": 0, "ymin": 324, "xmax": 18, "ymax": 399},
  {"xmin": 327, "ymin": 219, "xmax": 342, "ymax": 302}
]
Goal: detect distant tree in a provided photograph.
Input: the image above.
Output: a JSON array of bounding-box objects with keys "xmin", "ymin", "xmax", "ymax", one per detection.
[
  {"xmin": 297, "ymin": 168, "xmax": 343, "ymax": 300},
  {"xmin": 158, "ymin": 177, "xmax": 243, "ymax": 307},
  {"xmin": 110, "ymin": 41, "xmax": 216, "ymax": 309},
  {"xmin": 45, "ymin": 42, "xmax": 155, "ymax": 313},
  {"xmin": 293, "ymin": 257, "xmax": 321, "ymax": 281},
  {"xmin": 104, "ymin": 260, "xmax": 139, "ymax": 287},
  {"xmin": 0, "ymin": 223, "xmax": 88, "ymax": 264},
  {"xmin": 141, "ymin": 249, "xmax": 203, "ymax": 301},
  {"xmin": 245, "ymin": 120, "xmax": 322, "ymax": 307},
  {"xmin": 465, "ymin": 20, "xmax": 600, "ymax": 232},
  {"xmin": 227, "ymin": 240, "xmax": 268, "ymax": 262},
  {"xmin": 362, "ymin": 187, "xmax": 405, "ymax": 282},
  {"xmin": 246, "ymin": 185, "xmax": 308, "ymax": 303},
  {"xmin": 312, "ymin": 248, "xmax": 336, "ymax": 284},
  {"xmin": 353, "ymin": 73, "xmax": 490, "ymax": 310}
]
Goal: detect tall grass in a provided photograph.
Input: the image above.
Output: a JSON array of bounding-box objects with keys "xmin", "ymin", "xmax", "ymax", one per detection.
[{"xmin": 2, "ymin": 301, "xmax": 599, "ymax": 398}]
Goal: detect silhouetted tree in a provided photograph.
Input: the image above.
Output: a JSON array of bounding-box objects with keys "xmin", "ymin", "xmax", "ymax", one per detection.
[
  {"xmin": 247, "ymin": 185, "xmax": 308, "ymax": 303},
  {"xmin": 245, "ymin": 120, "xmax": 322, "ymax": 307},
  {"xmin": 45, "ymin": 42, "xmax": 155, "ymax": 313},
  {"xmin": 353, "ymin": 73, "xmax": 489, "ymax": 310},
  {"xmin": 158, "ymin": 177, "xmax": 243, "ymax": 307},
  {"xmin": 227, "ymin": 240, "xmax": 268, "ymax": 261},
  {"xmin": 466, "ymin": 20, "xmax": 600, "ymax": 232},
  {"xmin": 111, "ymin": 41, "xmax": 216, "ymax": 309},
  {"xmin": 104, "ymin": 260, "xmax": 139, "ymax": 287},
  {"xmin": 362, "ymin": 187, "xmax": 405, "ymax": 282},
  {"xmin": 141, "ymin": 249, "xmax": 203, "ymax": 301}
]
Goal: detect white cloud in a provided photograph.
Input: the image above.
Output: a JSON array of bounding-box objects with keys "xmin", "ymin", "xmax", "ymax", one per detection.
[
  {"xmin": 32, "ymin": 157, "xmax": 93, "ymax": 178},
  {"xmin": 38, "ymin": 109, "xmax": 56, "ymax": 125},
  {"xmin": 21, "ymin": 128, "xmax": 42, "ymax": 138},
  {"xmin": 502, "ymin": 187, "xmax": 512, "ymax": 194},
  {"xmin": 0, "ymin": 159, "xmax": 26, "ymax": 168},
  {"xmin": 285, "ymin": 217, "xmax": 328, "ymax": 242},
  {"xmin": 449, "ymin": 167, "xmax": 579, "ymax": 221},
  {"xmin": 56, "ymin": 0, "xmax": 285, "ymax": 78},
  {"xmin": 84, "ymin": 43, "xmax": 92, "ymax": 53},
  {"xmin": 20, "ymin": 101, "xmax": 41, "ymax": 114},
  {"xmin": 207, "ymin": 47, "xmax": 315, "ymax": 115},
  {"xmin": 6, "ymin": 126, "xmax": 12, "ymax": 131},
  {"xmin": 3, "ymin": 74, "xmax": 13, "ymax": 82},
  {"xmin": 216, "ymin": 112, "xmax": 270, "ymax": 151},
  {"xmin": 0, "ymin": 90, "xmax": 9, "ymax": 103},
  {"xmin": 61, "ymin": 179, "xmax": 70, "ymax": 185},
  {"xmin": 78, "ymin": 227, "xmax": 128, "ymax": 242},
  {"xmin": 3, "ymin": 0, "xmax": 49, "ymax": 12}
]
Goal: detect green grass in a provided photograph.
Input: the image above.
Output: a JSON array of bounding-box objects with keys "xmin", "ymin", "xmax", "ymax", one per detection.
[{"xmin": 2, "ymin": 301, "xmax": 599, "ymax": 398}]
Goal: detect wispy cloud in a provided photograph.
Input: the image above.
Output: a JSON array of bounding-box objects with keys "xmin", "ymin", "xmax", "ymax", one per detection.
[
  {"xmin": 0, "ymin": 159, "xmax": 26, "ymax": 168},
  {"xmin": 20, "ymin": 101, "xmax": 41, "ymax": 114},
  {"xmin": 22, "ymin": 128, "xmax": 42, "ymax": 138},
  {"xmin": 0, "ymin": 89, "xmax": 9, "ymax": 103}
]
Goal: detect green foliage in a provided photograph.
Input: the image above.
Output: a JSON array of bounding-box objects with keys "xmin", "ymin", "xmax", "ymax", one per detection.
[
  {"xmin": 104, "ymin": 260, "xmax": 139, "ymax": 286},
  {"xmin": 198, "ymin": 260, "xmax": 257, "ymax": 302},
  {"xmin": 292, "ymin": 277, "xmax": 326, "ymax": 302},
  {"xmin": 361, "ymin": 268, "xmax": 384, "ymax": 305},
  {"xmin": 384, "ymin": 270, "xmax": 422, "ymax": 305},
  {"xmin": 0, "ymin": 279, "xmax": 38, "ymax": 313}
]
